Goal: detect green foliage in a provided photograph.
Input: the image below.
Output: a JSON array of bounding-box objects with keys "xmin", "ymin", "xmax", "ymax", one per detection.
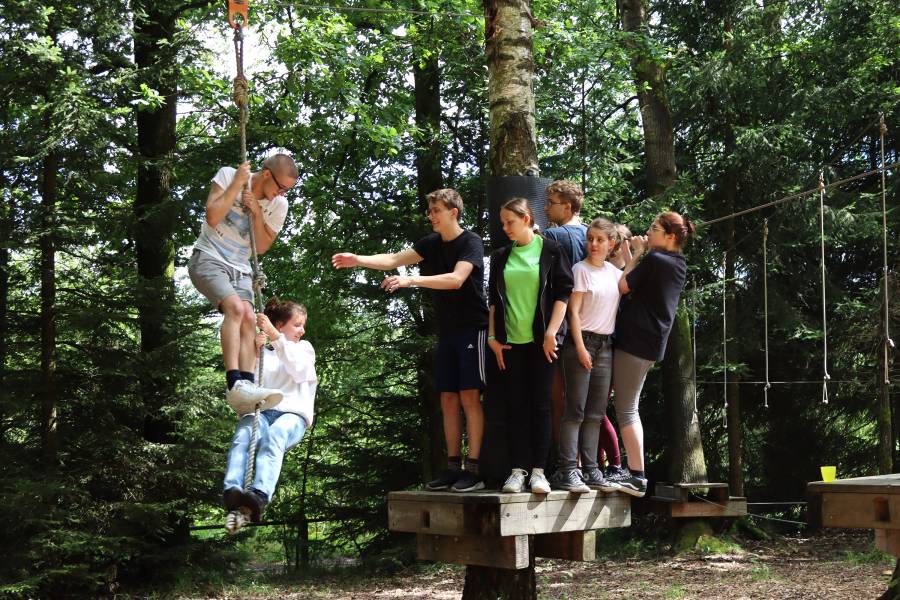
[
  {"xmin": 1, "ymin": 0, "xmax": 897, "ymax": 595},
  {"xmin": 844, "ymin": 547, "xmax": 895, "ymax": 566}
]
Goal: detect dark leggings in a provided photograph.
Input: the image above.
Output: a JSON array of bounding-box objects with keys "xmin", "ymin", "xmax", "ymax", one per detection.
[
  {"xmin": 501, "ymin": 342, "xmax": 554, "ymax": 470},
  {"xmin": 598, "ymin": 414, "xmax": 621, "ymax": 467}
]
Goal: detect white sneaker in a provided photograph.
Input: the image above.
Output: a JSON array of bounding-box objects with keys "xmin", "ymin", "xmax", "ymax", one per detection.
[
  {"xmin": 224, "ymin": 508, "xmax": 251, "ymax": 535},
  {"xmin": 529, "ymin": 468, "xmax": 551, "ymax": 494},
  {"xmin": 225, "ymin": 380, "xmax": 283, "ymax": 415},
  {"xmin": 502, "ymin": 468, "xmax": 528, "ymax": 493}
]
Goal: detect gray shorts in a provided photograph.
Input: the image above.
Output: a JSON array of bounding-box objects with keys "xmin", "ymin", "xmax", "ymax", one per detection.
[{"xmin": 188, "ymin": 249, "xmax": 253, "ymax": 309}]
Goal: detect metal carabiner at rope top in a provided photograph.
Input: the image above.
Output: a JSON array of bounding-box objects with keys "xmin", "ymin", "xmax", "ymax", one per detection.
[{"xmin": 228, "ymin": 0, "xmax": 249, "ymax": 29}]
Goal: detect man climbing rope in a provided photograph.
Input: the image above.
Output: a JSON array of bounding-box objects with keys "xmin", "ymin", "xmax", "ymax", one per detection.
[{"xmin": 187, "ymin": 154, "xmax": 299, "ymax": 410}]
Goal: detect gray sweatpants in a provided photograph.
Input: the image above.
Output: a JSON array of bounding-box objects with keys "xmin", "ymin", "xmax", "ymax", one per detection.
[
  {"xmin": 611, "ymin": 348, "xmax": 654, "ymax": 428},
  {"xmin": 559, "ymin": 332, "xmax": 613, "ymax": 471}
]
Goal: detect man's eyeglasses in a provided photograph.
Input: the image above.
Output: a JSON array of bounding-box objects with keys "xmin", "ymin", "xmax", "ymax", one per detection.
[
  {"xmin": 425, "ymin": 207, "xmax": 447, "ymax": 217},
  {"xmin": 546, "ymin": 199, "xmax": 565, "ymax": 206},
  {"xmin": 265, "ymin": 168, "xmax": 295, "ymax": 195}
]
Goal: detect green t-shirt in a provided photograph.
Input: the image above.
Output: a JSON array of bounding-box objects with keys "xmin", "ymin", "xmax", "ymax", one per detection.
[{"xmin": 503, "ymin": 235, "xmax": 543, "ymax": 344}]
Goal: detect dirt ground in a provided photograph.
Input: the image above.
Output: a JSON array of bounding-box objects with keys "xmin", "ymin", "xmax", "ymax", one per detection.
[{"xmin": 191, "ymin": 531, "xmax": 895, "ymax": 599}]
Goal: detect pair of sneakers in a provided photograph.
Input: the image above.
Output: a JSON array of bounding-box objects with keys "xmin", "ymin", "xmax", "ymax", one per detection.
[
  {"xmin": 502, "ymin": 468, "xmax": 550, "ymax": 494},
  {"xmin": 604, "ymin": 466, "xmax": 647, "ymax": 497},
  {"xmin": 425, "ymin": 469, "xmax": 485, "ymax": 493},
  {"xmin": 225, "ymin": 380, "xmax": 283, "ymax": 416},
  {"xmin": 550, "ymin": 467, "xmax": 619, "ymax": 493}
]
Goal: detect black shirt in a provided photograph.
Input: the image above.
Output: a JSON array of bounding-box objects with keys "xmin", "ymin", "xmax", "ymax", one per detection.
[
  {"xmin": 615, "ymin": 250, "xmax": 687, "ymax": 361},
  {"xmin": 413, "ymin": 230, "xmax": 489, "ymax": 333}
]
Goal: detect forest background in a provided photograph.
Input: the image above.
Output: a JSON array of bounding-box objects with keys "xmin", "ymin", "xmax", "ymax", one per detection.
[{"xmin": 0, "ymin": 0, "xmax": 897, "ymax": 596}]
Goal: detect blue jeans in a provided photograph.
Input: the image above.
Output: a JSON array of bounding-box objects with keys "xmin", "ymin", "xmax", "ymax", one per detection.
[{"xmin": 223, "ymin": 410, "xmax": 307, "ymax": 501}]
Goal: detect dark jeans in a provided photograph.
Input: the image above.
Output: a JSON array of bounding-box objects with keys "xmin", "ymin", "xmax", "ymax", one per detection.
[
  {"xmin": 498, "ymin": 342, "xmax": 554, "ymax": 470},
  {"xmin": 560, "ymin": 332, "xmax": 613, "ymax": 471}
]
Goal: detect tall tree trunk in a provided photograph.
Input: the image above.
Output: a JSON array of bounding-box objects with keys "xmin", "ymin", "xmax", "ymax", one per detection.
[
  {"xmin": 412, "ymin": 30, "xmax": 445, "ymax": 482},
  {"xmin": 619, "ymin": 0, "xmax": 676, "ymax": 194},
  {"xmin": 484, "ymin": 0, "xmax": 540, "ymax": 177},
  {"xmin": 40, "ymin": 149, "xmax": 59, "ymax": 465},
  {"xmin": 664, "ymin": 308, "xmax": 706, "ymax": 483},
  {"xmin": 133, "ymin": 3, "xmax": 178, "ymax": 443},
  {"xmin": 463, "ymin": 1, "xmax": 540, "ymax": 597},
  {"xmin": 620, "ymin": 0, "xmax": 708, "ymax": 548}
]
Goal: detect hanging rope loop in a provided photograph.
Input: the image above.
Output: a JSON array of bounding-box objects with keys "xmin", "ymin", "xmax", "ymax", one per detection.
[
  {"xmin": 722, "ymin": 254, "xmax": 728, "ymax": 427},
  {"xmin": 879, "ymin": 114, "xmax": 895, "ymax": 385},
  {"xmin": 818, "ymin": 171, "xmax": 831, "ymax": 404},
  {"xmin": 763, "ymin": 219, "xmax": 771, "ymax": 408}
]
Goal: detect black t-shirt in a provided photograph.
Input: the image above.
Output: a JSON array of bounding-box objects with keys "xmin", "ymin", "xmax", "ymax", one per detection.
[
  {"xmin": 413, "ymin": 230, "xmax": 489, "ymax": 333},
  {"xmin": 615, "ymin": 250, "xmax": 687, "ymax": 361}
]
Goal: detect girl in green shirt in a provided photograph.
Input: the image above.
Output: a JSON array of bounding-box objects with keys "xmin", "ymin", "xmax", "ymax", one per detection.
[{"xmin": 487, "ymin": 198, "xmax": 574, "ymax": 495}]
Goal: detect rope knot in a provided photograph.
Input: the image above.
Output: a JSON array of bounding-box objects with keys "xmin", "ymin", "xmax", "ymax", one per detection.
[{"xmin": 233, "ymin": 75, "xmax": 249, "ymax": 108}]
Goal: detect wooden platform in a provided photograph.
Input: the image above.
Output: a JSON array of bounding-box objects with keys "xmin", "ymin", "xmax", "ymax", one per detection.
[
  {"xmin": 388, "ymin": 489, "xmax": 631, "ymax": 569},
  {"xmin": 652, "ymin": 482, "xmax": 748, "ymax": 518},
  {"xmin": 808, "ymin": 473, "xmax": 900, "ymax": 557}
]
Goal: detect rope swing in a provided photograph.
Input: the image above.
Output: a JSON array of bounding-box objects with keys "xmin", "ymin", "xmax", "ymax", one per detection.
[
  {"xmin": 691, "ymin": 276, "xmax": 699, "ymax": 413},
  {"xmin": 722, "ymin": 254, "xmax": 728, "ymax": 427},
  {"xmin": 879, "ymin": 114, "xmax": 895, "ymax": 385},
  {"xmin": 229, "ymin": 0, "xmax": 267, "ymax": 490},
  {"xmin": 818, "ymin": 172, "xmax": 831, "ymax": 404},
  {"xmin": 762, "ymin": 219, "xmax": 771, "ymax": 408}
]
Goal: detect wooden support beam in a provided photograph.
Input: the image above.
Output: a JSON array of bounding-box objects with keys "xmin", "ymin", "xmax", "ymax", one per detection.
[
  {"xmin": 534, "ymin": 531, "xmax": 596, "ymax": 562},
  {"xmin": 667, "ymin": 497, "xmax": 747, "ymax": 518},
  {"xmin": 875, "ymin": 529, "xmax": 900, "ymax": 558},
  {"xmin": 388, "ymin": 490, "xmax": 630, "ymax": 536},
  {"xmin": 417, "ymin": 534, "xmax": 530, "ymax": 570},
  {"xmin": 654, "ymin": 482, "xmax": 729, "ymax": 503},
  {"xmin": 819, "ymin": 493, "xmax": 900, "ymax": 530}
]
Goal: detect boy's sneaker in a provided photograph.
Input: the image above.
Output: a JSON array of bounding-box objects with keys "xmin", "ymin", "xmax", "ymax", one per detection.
[
  {"xmin": 425, "ymin": 469, "xmax": 461, "ymax": 491},
  {"xmin": 451, "ymin": 471, "xmax": 485, "ymax": 493},
  {"xmin": 551, "ymin": 469, "xmax": 590, "ymax": 493},
  {"xmin": 581, "ymin": 467, "xmax": 608, "ymax": 490},
  {"xmin": 614, "ymin": 473, "xmax": 648, "ymax": 498},
  {"xmin": 502, "ymin": 468, "xmax": 528, "ymax": 493},
  {"xmin": 225, "ymin": 380, "xmax": 283, "ymax": 415},
  {"xmin": 605, "ymin": 464, "xmax": 629, "ymax": 480},
  {"xmin": 529, "ymin": 469, "xmax": 551, "ymax": 495}
]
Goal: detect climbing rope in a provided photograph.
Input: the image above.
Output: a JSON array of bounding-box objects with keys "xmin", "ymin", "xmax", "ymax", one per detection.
[
  {"xmin": 818, "ymin": 172, "xmax": 830, "ymax": 404},
  {"xmin": 762, "ymin": 219, "xmax": 770, "ymax": 408},
  {"xmin": 722, "ymin": 254, "xmax": 728, "ymax": 427},
  {"xmin": 691, "ymin": 276, "xmax": 699, "ymax": 414},
  {"xmin": 880, "ymin": 114, "xmax": 895, "ymax": 385},
  {"xmin": 229, "ymin": 0, "xmax": 267, "ymax": 490}
]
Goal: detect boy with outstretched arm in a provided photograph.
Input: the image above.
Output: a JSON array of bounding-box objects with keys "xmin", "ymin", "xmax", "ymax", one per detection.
[{"xmin": 332, "ymin": 189, "xmax": 489, "ymax": 492}]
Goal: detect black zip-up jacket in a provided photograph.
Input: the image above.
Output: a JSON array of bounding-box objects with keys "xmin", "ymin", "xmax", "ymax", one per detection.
[{"xmin": 488, "ymin": 236, "xmax": 574, "ymax": 345}]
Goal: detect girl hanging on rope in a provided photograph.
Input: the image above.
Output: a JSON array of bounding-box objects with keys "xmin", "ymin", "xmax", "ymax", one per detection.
[
  {"xmin": 223, "ymin": 298, "xmax": 316, "ymax": 534},
  {"xmin": 603, "ymin": 212, "xmax": 694, "ymax": 497},
  {"xmin": 488, "ymin": 198, "xmax": 573, "ymax": 496},
  {"xmin": 552, "ymin": 218, "xmax": 622, "ymax": 493}
]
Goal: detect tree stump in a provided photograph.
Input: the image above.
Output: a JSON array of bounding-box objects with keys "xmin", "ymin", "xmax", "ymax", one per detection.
[{"xmin": 462, "ymin": 562, "xmax": 536, "ymax": 600}]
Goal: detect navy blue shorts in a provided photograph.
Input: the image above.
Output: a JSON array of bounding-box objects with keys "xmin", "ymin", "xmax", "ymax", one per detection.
[{"xmin": 435, "ymin": 329, "xmax": 487, "ymax": 393}]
